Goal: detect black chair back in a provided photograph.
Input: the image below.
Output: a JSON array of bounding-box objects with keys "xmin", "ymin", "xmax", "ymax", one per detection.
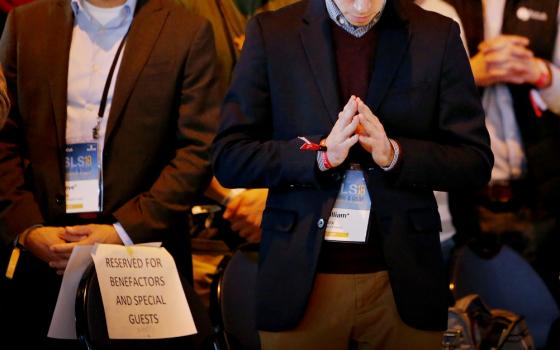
[
  {"xmin": 76, "ymin": 263, "xmax": 218, "ymax": 350},
  {"xmin": 209, "ymin": 244, "xmax": 260, "ymax": 350}
]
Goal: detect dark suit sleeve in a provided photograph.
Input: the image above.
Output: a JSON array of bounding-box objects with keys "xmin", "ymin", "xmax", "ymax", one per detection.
[
  {"xmin": 113, "ymin": 20, "xmax": 218, "ymax": 242},
  {"xmin": 212, "ymin": 17, "xmax": 325, "ymax": 190},
  {"xmin": 393, "ymin": 21, "xmax": 493, "ymax": 191},
  {"xmin": 0, "ymin": 10, "xmax": 45, "ymax": 245}
]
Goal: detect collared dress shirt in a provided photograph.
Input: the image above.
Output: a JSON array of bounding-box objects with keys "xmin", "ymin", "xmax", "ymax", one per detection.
[
  {"xmin": 67, "ymin": 0, "xmax": 137, "ymax": 245},
  {"xmin": 325, "ymin": 0, "xmax": 381, "ymax": 37}
]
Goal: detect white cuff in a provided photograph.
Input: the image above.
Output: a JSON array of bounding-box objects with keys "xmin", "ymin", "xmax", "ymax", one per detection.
[
  {"xmin": 538, "ymin": 63, "xmax": 560, "ymax": 115},
  {"xmin": 381, "ymin": 139, "xmax": 400, "ymax": 171},
  {"xmin": 113, "ymin": 222, "xmax": 134, "ymax": 246},
  {"xmin": 317, "ymin": 151, "xmax": 329, "ymax": 172}
]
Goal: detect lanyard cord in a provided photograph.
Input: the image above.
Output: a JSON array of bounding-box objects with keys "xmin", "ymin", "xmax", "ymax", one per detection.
[{"xmin": 93, "ymin": 31, "xmax": 129, "ymax": 140}]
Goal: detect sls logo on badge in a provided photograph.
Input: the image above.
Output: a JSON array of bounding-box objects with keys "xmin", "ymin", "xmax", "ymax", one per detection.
[{"xmin": 339, "ymin": 182, "xmax": 367, "ymax": 202}]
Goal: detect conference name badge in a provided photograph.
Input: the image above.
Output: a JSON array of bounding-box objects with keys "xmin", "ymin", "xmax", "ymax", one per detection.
[
  {"xmin": 65, "ymin": 142, "xmax": 102, "ymax": 213},
  {"xmin": 325, "ymin": 168, "xmax": 371, "ymax": 243}
]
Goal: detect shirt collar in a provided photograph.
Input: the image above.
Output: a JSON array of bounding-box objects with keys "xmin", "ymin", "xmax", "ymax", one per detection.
[
  {"xmin": 325, "ymin": 0, "xmax": 384, "ymax": 38},
  {"xmin": 71, "ymin": 0, "xmax": 137, "ymax": 29}
]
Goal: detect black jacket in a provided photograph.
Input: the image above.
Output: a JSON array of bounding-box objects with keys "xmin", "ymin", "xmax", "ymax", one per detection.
[{"xmin": 212, "ymin": 0, "xmax": 492, "ymax": 331}]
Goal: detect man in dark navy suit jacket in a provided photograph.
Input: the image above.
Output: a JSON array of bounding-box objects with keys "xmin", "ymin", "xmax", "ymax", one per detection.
[{"xmin": 213, "ymin": 0, "xmax": 493, "ymax": 348}]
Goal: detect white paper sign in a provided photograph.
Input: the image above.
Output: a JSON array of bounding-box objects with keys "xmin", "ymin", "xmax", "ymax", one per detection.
[
  {"xmin": 48, "ymin": 245, "xmax": 95, "ymax": 339},
  {"xmin": 48, "ymin": 242, "xmax": 164, "ymax": 339},
  {"xmin": 92, "ymin": 244, "xmax": 196, "ymax": 339}
]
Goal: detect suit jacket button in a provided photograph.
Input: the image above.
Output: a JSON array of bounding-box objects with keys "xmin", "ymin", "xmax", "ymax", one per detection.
[
  {"xmin": 317, "ymin": 218, "xmax": 325, "ymax": 228},
  {"xmin": 55, "ymin": 194, "xmax": 64, "ymax": 206}
]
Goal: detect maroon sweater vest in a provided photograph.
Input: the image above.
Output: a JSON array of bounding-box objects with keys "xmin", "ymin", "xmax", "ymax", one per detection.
[{"xmin": 317, "ymin": 23, "xmax": 386, "ymax": 274}]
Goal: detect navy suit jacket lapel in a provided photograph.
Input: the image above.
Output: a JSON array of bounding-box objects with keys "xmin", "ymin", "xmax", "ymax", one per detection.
[
  {"xmin": 366, "ymin": 1, "xmax": 411, "ymax": 113},
  {"xmin": 299, "ymin": 0, "xmax": 340, "ymax": 125},
  {"xmin": 366, "ymin": 24, "xmax": 411, "ymax": 113}
]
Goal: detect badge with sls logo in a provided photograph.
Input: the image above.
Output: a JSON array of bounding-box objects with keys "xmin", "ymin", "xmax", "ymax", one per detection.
[{"xmin": 325, "ymin": 166, "xmax": 371, "ymax": 243}]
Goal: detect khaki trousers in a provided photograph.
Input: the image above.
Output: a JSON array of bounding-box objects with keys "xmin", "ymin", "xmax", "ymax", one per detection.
[{"xmin": 260, "ymin": 271, "xmax": 443, "ymax": 350}]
